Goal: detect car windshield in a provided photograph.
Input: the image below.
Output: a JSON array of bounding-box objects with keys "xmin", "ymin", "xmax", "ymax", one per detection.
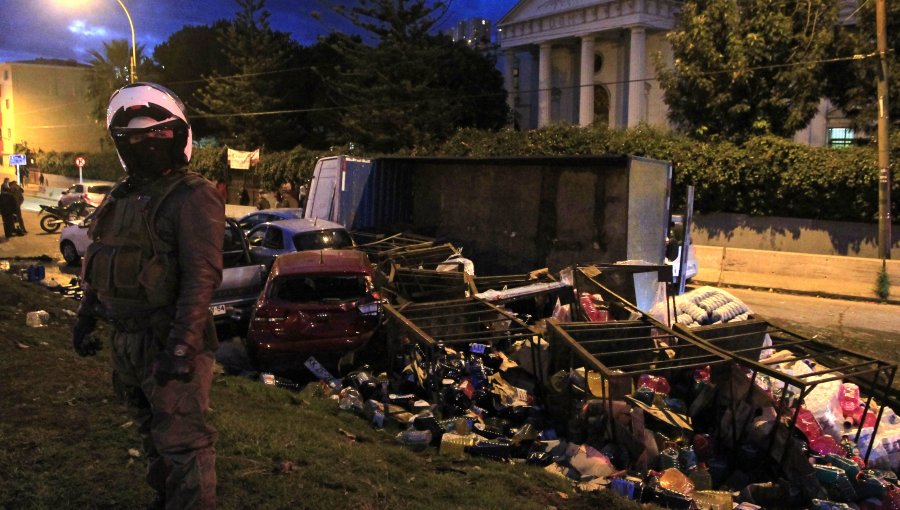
[
  {"xmin": 292, "ymin": 229, "xmax": 353, "ymax": 251},
  {"xmin": 87, "ymin": 185, "xmax": 112, "ymax": 194},
  {"xmin": 273, "ymin": 274, "xmax": 367, "ymax": 303}
]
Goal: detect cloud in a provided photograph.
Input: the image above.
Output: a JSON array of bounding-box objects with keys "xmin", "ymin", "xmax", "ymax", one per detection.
[{"xmin": 68, "ymin": 20, "xmax": 109, "ymax": 38}]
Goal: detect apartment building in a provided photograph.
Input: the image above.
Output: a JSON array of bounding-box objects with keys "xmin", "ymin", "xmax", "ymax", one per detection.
[{"xmin": 0, "ymin": 59, "xmax": 105, "ymax": 164}]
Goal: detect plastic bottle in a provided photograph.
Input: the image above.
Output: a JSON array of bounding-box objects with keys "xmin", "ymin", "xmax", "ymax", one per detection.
[
  {"xmin": 678, "ymin": 444, "xmax": 697, "ymax": 473},
  {"xmin": 659, "ymin": 441, "xmax": 680, "ymax": 470},
  {"xmin": 689, "ymin": 462, "xmax": 713, "ymax": 491},
  {"xmin": 837, "ymin": 383, "xmax": 861, "ymax": 419},
  {"xmin": 658, "ymin": 467, "xmax": 694, "ymax": 494},
  {"xmin": 795, "ymin": 406, "xmax": 824, "ymax": 441},
  {"xmin": 839, "ymin": 435, "xmax": 860, "ymax": 458},
  {"xmin": 638, "ymin": 374, "xmax": 671, "ymax": 395},
  {"xmin": 810, "ymin": 435, "xmax": 844, "ymax": 456},
  {"xmin": 396, "ymin": 429, "xmax": 432, "ymax": 451},
  {"xmin": 439, "ymin": 431, "xmax": 475, "ymax": 456},
  {"xmin": 464, "ymin": 439, "xmax": 512, "ymax": 460}
]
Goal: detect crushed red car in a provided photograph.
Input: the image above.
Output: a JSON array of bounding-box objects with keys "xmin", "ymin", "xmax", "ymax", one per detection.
[{"xmin": 245, "ymin": 249, "xmax": 382, "ymax": 373}]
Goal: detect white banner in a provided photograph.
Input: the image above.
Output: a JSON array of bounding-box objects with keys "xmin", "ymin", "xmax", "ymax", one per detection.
[{"xmin": 227, "ymin": 148, "xmax": 260, "ymax": 170}]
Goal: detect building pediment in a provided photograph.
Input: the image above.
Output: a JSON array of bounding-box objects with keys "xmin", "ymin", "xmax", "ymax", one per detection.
[
  {"xmin": 500, "ymin": 0, "xmax": 616, "ymax": 25},
  {"xmin": 498, "ymin": 0, "xmax": 681, "ymax": 48}
]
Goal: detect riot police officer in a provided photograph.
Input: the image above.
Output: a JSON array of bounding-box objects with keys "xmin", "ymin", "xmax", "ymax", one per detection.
[{"xmin": 71, "ymin": 82, "xmax": 224, "ymax": 509}]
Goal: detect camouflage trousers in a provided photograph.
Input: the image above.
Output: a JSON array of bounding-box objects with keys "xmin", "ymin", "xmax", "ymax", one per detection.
[{"xmin": 110, "ymin": 321, "xmax": 217, "ymax": 510}]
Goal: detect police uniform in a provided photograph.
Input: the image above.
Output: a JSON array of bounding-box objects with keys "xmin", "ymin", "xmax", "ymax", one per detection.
[{"xmin": 73, "ymin": 83, "xmax": 224, "ymax": 510}]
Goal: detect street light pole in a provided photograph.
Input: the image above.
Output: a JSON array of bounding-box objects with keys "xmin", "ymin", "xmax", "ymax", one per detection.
[
  {"xmin": 876, "ymin": 0, "xmax": 891, "ymax": 259},
  {"xmin": 115, "ymin": 0, "xmax": 137, "ymax": 83}
]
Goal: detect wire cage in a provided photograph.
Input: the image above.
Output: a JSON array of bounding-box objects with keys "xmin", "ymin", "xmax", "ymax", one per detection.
[
  {"xmin": 544, "ymin": 318, "xmax": 732, "ymax": 436},
  {"xmin": 384, "ymin": 266, "xmax": 470, "ymax": 304},
  {"xmin": 571, "ymin": 263, "xmax": 675, "ymax": 322},
  {"xmin": 678, "ymin": 319, "xmax": 898, "ymax": 466},
  {"xmin": 384, "ymin": 297, "xmax": 544, "ymax": 400},
  {"xmin": 351, "ymin": 231, "xmax": 436, "ymax": 262}
]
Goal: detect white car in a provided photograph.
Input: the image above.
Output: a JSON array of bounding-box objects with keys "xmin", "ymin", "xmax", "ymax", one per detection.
[
  {"xmin": 59, "ymin": 218, "xmax": 268, "ymax": 330},
  {"xmin": 59, "ymin": 219, "xmax": 93, "ymax": 266},
  {"xmin": 57, "ymin": 182, "xmax": 113, "ymax": 208}
]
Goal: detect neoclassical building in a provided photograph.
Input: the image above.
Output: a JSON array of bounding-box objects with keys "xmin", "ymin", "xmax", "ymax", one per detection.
[{"xmin": 497, "ymin": 0, "xmax": 854, "ymax": 147}]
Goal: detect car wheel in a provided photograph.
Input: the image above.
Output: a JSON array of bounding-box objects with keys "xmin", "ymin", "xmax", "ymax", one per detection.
[{"xmin": 61, "ymin": 241, "xmax": 81, "ymax": 266}]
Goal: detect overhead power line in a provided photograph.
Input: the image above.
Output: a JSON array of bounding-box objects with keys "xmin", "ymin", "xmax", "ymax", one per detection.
[{"xmin": 187, "ymin": 51, "xmax": 881, "ymax": 120}]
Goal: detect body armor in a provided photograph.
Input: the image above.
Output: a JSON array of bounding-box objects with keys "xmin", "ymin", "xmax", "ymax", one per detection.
[{"xmin": 83, "ymin": 171, "xmax": 205, "ymax": 316}]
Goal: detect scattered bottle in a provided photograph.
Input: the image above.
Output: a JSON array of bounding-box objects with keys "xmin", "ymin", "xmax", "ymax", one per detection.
[
  {"xmin": 659, "ymin": 441, "xmax": 680, "ymax": 470},
  {"xmin": 795, "ymin": 406, "xmax": 824, "ymax": 441},
  {"xmin": 810, "ymin": 435, "xmax": 844, "ymax": 456},
  {"xmin": 837, "ymin": 383, "xmax": 861, "ymax": 420},
  {"xmin": 657, "ymin": 467, "xmax": 694, "ymax": 496},
  {"xmin": 678, "ymin": 444, "xmax": 697, "ymax": 473},
  {"xmin": 637, "ymin": 374, "xmax": 671, "ymax": 395},
  {"xmin": 396, "ymin": 429, "xmax": 432, "ymax": 451}
]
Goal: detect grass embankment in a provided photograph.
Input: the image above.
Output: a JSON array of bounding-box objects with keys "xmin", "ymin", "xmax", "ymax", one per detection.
[{"xmin": 0, "ymin": 272, "xmax": 640, "ymax": 510}]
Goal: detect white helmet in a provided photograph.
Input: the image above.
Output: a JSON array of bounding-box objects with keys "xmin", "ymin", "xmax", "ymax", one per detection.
[{"xmin": 107, "ymin": 83, "xmax": 192, "ymax": 182}]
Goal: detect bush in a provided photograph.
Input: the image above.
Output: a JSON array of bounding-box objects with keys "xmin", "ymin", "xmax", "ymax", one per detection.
[{"xmin": 35, "ymin": 151, "xmax": 122, "ymax": 182}]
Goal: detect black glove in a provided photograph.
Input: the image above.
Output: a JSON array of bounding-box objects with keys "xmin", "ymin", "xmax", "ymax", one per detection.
[
  {"xmin": 153, "ymin": 344, "xmax": 196, "ymax": 386},
  {"xmin": 72, "ymin": 315, "xmax": 101, "ymax": 357}
]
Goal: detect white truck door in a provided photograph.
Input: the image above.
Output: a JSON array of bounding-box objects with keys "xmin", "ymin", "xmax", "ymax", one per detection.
[{"xmin": 304, "ymin": 157, "xmax": 341, "ymax": 221}]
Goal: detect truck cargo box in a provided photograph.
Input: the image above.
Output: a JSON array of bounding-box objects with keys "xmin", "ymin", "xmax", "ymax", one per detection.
[{"xmin": 305, "ymin": 155, "xmax": 671, "ymax": 274}]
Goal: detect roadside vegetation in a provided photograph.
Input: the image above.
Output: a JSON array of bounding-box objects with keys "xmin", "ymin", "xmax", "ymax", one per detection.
[{"xmin": 0, "ymin": 272, "xmax": 644, "ymax": 509}]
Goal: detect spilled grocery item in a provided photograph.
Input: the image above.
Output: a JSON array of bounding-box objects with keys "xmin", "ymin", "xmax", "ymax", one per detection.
[{"xmin": 268, "ymin": 234, "xmax": 900, "ymax": 509}]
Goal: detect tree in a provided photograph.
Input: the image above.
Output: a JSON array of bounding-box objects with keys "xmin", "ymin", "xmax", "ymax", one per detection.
[
  {"xmin": 823, "ymin": 1, "xmax": 900, "ymax": 133},
  {"xmin": 197, "ymin": 0, "xmax": 305, "ymax": 150},
  {"xmin": 84, "ymin": 40, "xmax": 158, "ymax": 123},
  {"xmin": 657, "ymin": 0, "xmax": 836, "ymax": 140},
  {"xmin": 153, "ymin": 22, "xmax": 233, "ymax": 120},
  {"xmin": 324, "ymin": 0, "xmax": 507, "ymax": 153}
]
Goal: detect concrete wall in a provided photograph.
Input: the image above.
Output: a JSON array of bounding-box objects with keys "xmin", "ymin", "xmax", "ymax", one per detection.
[
  {"xmin": 692, "ymin": 212, "xmax": 900, "ymax": 260},
  {"xmin": 695, "ymin": 245, "xmax": 900, "ymax": 301}
]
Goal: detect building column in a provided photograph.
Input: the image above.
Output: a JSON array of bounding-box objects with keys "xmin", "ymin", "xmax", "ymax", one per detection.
[
  {"xmin": 538, "ymin": 42, "xmax": 552, "ymax": 128},
  {"xmin": 627, "ymin": 26, "xmax": 646, "ymax": 128},
  {"xmin": 503, "ymin": 50, "xmax": 516, "ymax": 128},
  {"xmin": 579, "ymin": 35, "xmax": 596, "ymax": 127}
]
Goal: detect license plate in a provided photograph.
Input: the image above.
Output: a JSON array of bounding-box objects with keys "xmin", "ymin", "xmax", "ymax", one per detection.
[{"xmin": 210, "ymin": 304, "xmax": 227, "ymax": 316}]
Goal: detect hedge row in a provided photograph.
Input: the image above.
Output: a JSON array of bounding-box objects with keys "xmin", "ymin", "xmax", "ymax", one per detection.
[{"xmin": 32, "ymin": 126, "xmax": 898, "ymax": 223}]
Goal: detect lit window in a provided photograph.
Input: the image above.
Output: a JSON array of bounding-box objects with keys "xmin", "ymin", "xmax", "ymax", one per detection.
[{"xmin": 828, "ymin": 128, "xmax": 855, "ymax": 148}]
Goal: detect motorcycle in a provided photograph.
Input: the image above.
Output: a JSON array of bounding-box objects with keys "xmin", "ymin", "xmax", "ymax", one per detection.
[{"xmin": 39, "ymin": 201, "xmax": 95, "ymax": 233}]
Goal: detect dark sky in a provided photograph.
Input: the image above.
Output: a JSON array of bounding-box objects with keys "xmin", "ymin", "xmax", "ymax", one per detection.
[{"xmin": 0, "ymin": 0, "xmax": 518, "ymax": 63}]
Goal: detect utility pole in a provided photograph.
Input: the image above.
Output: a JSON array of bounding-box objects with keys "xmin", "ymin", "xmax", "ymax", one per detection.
[{"xmin": 876, "ymin": 0, "xmax": 891, "ymax": 259}]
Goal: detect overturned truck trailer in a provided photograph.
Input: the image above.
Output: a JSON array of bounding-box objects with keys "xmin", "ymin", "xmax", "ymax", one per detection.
[{"xmin": 305, "ymin": 155, "xmax": 672, "ymax": 274}]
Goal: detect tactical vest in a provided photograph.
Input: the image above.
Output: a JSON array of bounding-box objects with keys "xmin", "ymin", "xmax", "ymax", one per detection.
[{"xmin": 83, "ymin": 171, "xmax": 204, "ymax": 315}]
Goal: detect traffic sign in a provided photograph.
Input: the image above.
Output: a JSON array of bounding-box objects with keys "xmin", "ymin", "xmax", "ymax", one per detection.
[
  {"xmin": 9, "ymin": 154, "xmax": 26, "ymax": 166},
  {"xmin": 75, "ymin": 156, "xmax": 87, "ymax": 167}
]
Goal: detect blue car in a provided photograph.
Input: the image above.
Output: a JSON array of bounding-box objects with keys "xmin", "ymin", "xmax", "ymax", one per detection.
[
  {"xmin": 246, "ymin": 218, "xmax": 354, "ymax": 268},
  {"xmin": 237, "ymin": 208, "xmax": 305, "ymax": 233}
]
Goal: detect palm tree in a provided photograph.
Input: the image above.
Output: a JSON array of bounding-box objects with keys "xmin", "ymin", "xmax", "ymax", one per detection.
[{"xmin": 84, "ymin": 39, "xmax": 158, "ymax": 123}]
